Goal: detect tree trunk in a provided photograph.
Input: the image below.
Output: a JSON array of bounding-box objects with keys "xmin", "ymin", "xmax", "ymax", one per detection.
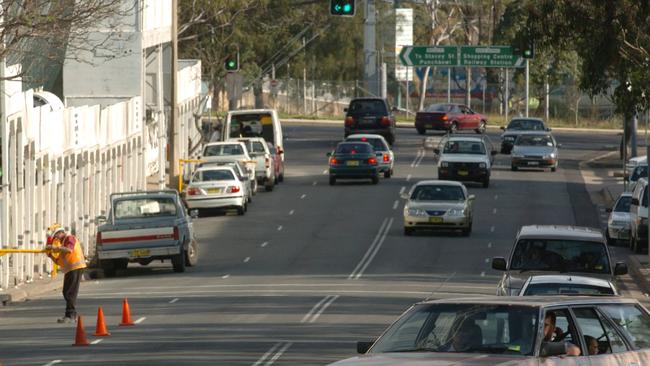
[
  {"xmin": 211, "ymin": 77, "xmax": 221, "ymax": 112},
  {"xmin": 254, "ymin": 80, "xmax": 264, "ymax": 109},
  {"xmin": 418, "ymin": 67, "xmax": 431, "ymax": 112}
]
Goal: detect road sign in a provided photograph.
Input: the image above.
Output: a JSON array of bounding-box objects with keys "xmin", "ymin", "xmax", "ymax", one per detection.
[
  {"xmin": 460, "ymin": 46, "xmax": 524, "ymax": 68},
  {"xmin": 399, "ymin": 46, "xmax": 457, "ymax": 67}
]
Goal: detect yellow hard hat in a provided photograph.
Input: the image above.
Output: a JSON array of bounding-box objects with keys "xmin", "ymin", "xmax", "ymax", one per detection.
[{"xmin": 47, "ymin": 223, "xmax": 62, "ymax": 236}]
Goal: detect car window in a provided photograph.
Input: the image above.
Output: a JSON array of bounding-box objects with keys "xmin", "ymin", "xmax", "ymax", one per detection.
[
  {"xmin": 542, "ymin": 309, "xmax": 579, "ymax": 351},
  {"xmin": 523, "ymin": 283, "xmax": 614, "ymax": 296},
  {"xmin": 443, "ymin": 141, "xmax": 486, "ymax": 155},
  {"xmin": 510, "ymin": 239, "xmax": 610, "ymax": 274},
  {"xmin": 507, "ymin": 120, "xmax": 546, "ymax": 131},
  {"xmin": 335, "ymin": 143, "xmax": 371, "ymax": 154},
  {"xmin": 114, "ymin": 197, "xmax": 177, "ymax": 219},
  {"xmin": 252, "ymin": 141, "xmax": 266, "ymax": 153},
  {"xmin": 348, "ymin": 100, "xmax": 387, "ymax": 114},
  {"xmin": 600, "ymin": 304, "xmax": 650, "ymax": 349},
  {"xmin": 630, "ymin": 166, "xmax": 647, "ymax": 182},
  {"xmin": 411, "ymin": 185, "xmax": 465, "ymax": 201},
  {"xmin": 204, "ymin": 144, "xmax": 244, "ymax": 156},
  {"xmin": 229, "ymin": 113, "xmax": 275, "ymax": 143},
  {"xmin": 370, "ymin": 304, "xmax": 538, "ymax": 356},
  {"xmin": 614, "ymin": 196, "xmax": 632, "ymax": 212},
  {"xmin": 515, "ymin": 135, "xmax": 554, "ymax": 147},
  {"xmin": 192, "ymin": 169, "xmax": 235, "ymax": 182},
  {"xmin": 572, "ymin": 307, "xmax": 628, "ymax": 355},
  {"xmin": 425, "ymin": 104, "xmax": 453, "ymax": 113},
  {"xmin": 347, "ymin": 138, "xmax": 386, "ymax": 151}
]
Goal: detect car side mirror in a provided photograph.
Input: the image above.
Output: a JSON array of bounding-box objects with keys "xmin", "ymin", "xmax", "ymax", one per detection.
[
  {"xmin": 500, "ymin": 126, "xmax": 505, "ymax": 131},
  {"xmin": 615, "ymin": 262, "xmax": 628, "ymax": 276},
  {"xmin": 96, "ymin": 215, "xmax": 107, "ymax": 224},
  {"xmin": 433, "ymin": 148, "xmax": 440, "ymax": 155},
  {"xmin": 606, "ymin": 207, "xmax": 612, "ymax": 213},
  {"xmin": 492, "ymin": 257, "xmax": 507, "ymax": 271},
  {"xmin": 468, "ymin": 194, "xmax": 476, "ymax": 200},
  {"xmin": 540, "ymin": 341, "xmax": 569, "ymax": 357},
  {"xmin": 632, "ymin": 198, "xmax": 640, "ymax": 206},
  {"xmin": 326, "ymin": 152, "xmax": 332, "ymax": 157},
  {"xmin": 400, "ymin": 193, "xmax": 409, "ymax": 200},
  {"xmin": 357, "ymin": 340, "xmax": 375, "ymax": 354},
  {"xmin": 189, "ymin": 209, "xmax": 199, "ymax": 219}
]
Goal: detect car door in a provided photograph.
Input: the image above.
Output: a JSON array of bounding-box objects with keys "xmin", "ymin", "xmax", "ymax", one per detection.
[
  {"xmin": 467, "ymin": 107, "xmax": 480, "ymax": 128},
  {"xmin": 599, "ymin": 303, "xmax": 650, "ymax": 365},
  {"xmin": 538, "ymin": 307, "xmax": 592, "ymax": 366},
  {"xmin": 571, "ymin": 306, "xmax": 639, "ymax": 366},
  {"xmin": 458, "ymin": 106, "xmax": 470, "ymax": 129}
]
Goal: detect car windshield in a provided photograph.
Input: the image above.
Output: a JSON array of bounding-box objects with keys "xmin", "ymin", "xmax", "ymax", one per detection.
[
  {"xmin": 411, "ymin": 185, "xmax": 465, "ymax": 201},
  {"xmin": 114, "ymin": 197, "xmax": 177, "ymax": 219},
  {"xmin": 348, "ymin": 100, "xmax": 387, "ymax": 115},
  {"xmin": 523, "ymin": 282, "xmax": 614, "ymax": 296},
  {"xmin": 510, "ymin": 239, "xmax": 610, "ymax": 274},
  {"xmin": 425, "ymin": 104, "xmax": 454, "ymax": 113},
  {"xmin": 507, "ymin": 120, "xmax": 546, "ymax": 131},
  {"xmin": 631, "ymin": 166, "xmax": 648, "ymax": 182},
  {"xmin": 229, "ymin": 113, "xmax": 275, "ymax": 144},
  {"xmin": 192, "ymin": 169, "xmax": 235, "ymax": 182},
  {"xmin": 443, "ymin": 141, "xmax": 486, "ymax": 155},
  {"xmin": 370, "ymin": 304, "xmax": 538, "ymax": 356},
  {"xmin": 204, "ymin": 144, "xmax": 244, "ymax": 156},
  {"xmin": 336, "ymin": 143, "xmax": 372, "ymax": 154},
  {"xmin": 515, "ymin": 135, "xmax": 554, "ymax": 147},
  {"xmin": 614, "ymin": 196, "xmax": 632, "ymax": 212},
  {"xmin": 347, "ymin": 137, "xmax": 386, "ymax": 151}
]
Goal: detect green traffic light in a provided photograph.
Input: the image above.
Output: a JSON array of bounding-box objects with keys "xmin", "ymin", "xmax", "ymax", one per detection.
[
  {"xmin": 334, "ymin": 4, "xmax": 341, "ymax": 11},
  {"xmin": 343, "ymin": 4, "xmax": 351, "ymax": 13},
  {"xmin": 228, "ymin": 61, "xmax": 236, "ymax": 68}
]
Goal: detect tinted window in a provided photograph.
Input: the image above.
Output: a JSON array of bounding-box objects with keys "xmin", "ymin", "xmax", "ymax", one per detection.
[
  {"xmin": 204, "ymin": 144, "xmax": 244, "ymax": 156},
  {"xmin": 507, "ymin": 119, "xmax": 546, "ymax": 131},
  {"xmin": 631, "ymin": 166, "xmax": 647, "ymax": 182},
  {"xmin": 614, "ymin": 196, "xmax": 632, "ymax": 212},
  {"xmin": 510, "ymin": 239, "xmax": 610, "ymax": 274},
  {"xmin": 425, "ymin": 104, "xmax": 454, "ymax": 113},
  {"xmin": 335, "ymin": 143, "xmax": 371, "ymax": 154},
  {"xmin": 229, "ymin": 113, "xmax": 275, "ymax": 144},
  {"xmin": 523, "ymin": 283, "xmax": 614, "ymax": 296},
  {"xmin": 515, "ymin": 135, "xmax": 554, "ymax": 147},
  {"xmin": 370, "ymin": 304, "xmax": 538, "ymax": 356},
  {"xmin": 348, "ymin": 100, "xmax": 387, "ymax": 115},
  {"xmin": 114, "ymin": 197, "xmax": 177, "ymax": 219},
  {"xmin": 443, "ymin": 140, "xmax": 486, "ymax": 155},
  {"xmin": 192, "ymin": 169, "xmax": 235, "ymax": 182},
  {"xmin": 600, "ymin": 305, "xmax": 650, "ymax": 349},
  {"xmin": 347, "ymin": 137, "xmax": 386, "ymax": 151},
  {"xmin": 411, "ymin": 185, "xmax": 465, "ymax": 201}
]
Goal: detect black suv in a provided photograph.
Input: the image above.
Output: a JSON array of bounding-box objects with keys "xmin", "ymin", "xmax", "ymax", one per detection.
[{"xmin": 344, "ymin": 98, "xmax": 396, "ymax": 145}]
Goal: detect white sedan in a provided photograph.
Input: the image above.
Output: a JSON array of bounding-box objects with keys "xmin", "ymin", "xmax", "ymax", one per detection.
[
  {"xmin": 518, "ymin": 275, "xmax": 618, "ymax": 296},
  {"xmin": 185, "ymin": 166, "xmax": 247, "ymax": 215},
  {"xmin": 607, "ymin": 192, "xmax": 633, "ymax": 245}
]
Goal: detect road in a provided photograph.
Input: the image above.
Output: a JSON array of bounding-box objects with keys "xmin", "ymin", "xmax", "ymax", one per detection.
[{"xmin": 0, "ymin": 123, "xmax": 642, "ymax": 366}]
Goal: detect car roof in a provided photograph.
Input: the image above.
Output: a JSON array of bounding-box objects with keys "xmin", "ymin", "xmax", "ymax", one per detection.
[
  {"xmin": 347, "ymin": 134, "xmax": 387, "ymax": 141},
  {"xmin": 204, "ymin": 141, "xmax": 244, "ymax": 146},
  {"xmin": 509, "ymin": 118, "xmax": 545, "ymax": 122},
  {"xmin": 337, "ymin": 141, "xmax": 372, "ymax": 146},
  {"xmin": 514, "ymin": 131, "xmax": 553, "ymax": 136},
  {"xmin": 618, "ymin": 192, "xmax": 634, "ymax": 198},
  {"xmin": 414, "ymin": 180, "xmax": 465, "ymax": 188},
  {"xmin": 228, "ymin": 109, "xmax": 275, "ymax": 114},
  {"xmin": 194, "ymin": 165, "xmax": 236, "ymax": 173},
  {"xmin": 526, "ymin": 275, "xmax": 614, "ymax": 288},
  {"xmin": 236, "ymin": 137, "xmax": 265, "ymax": 142},
  {"xmin": 419, "ymin": 295, "xmax": 637, "ymax": 307},
  {"xmin": 518, "ymin": 225, "xmax": 604, "ymax": 241},
  {"xmin": 446, "ymin": 136, "xmax": 484, "ymax": 142}
]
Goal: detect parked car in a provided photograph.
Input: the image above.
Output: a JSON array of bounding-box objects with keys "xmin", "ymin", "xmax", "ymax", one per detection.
[
  {"xmin": 402, "ymin": 180, "xmax": 474, "ymax": 236},
  {"xmin": 606, "ymin": 192, "xmax": 633, "ymax": 246},
  {"xmin": 184, "ymin": 166, "xmax": 248, "ymax": 215},
  {"xmin": 510, "ymin": 132, "xmax": 560, "ymax": 172},
  {"xmin": 96, "ymin": 190, "xmax": 198, "ymax": 277},
  {"xmin": 344, "ymin": 98, "xmax": 396, "ymax": 145},
  {"xmin": 235, "ymin": 137, "xmax": 276, "ymax": 191},
  {"xmin": 629, "ymin": 178, "xmax": 649, "ymax": 253},
  {"xmin": 626, "ymin": 164, "xmax": 647, "ymax": 192},
  {"xmin": 223, "ymin": 109, "xmax": 285, "ymax": 161},
  {"xmin": 199, "ymin": 161, "xmax": 253, "ymax": 204},
  {"xmin": 434, "ymin": 136, "xmax": 496, "ymax": 188},
  {"xmin": 328, "ymin": 141, "xmax": 380, "ymax": 185},
  {"xmin": 346, "ymin": 134, "xmax": 394, "ymax": 178},
  {"xmin": 500, "ymin": 118, "xmax": 550, "ymax": 154},
  {"xmin": 267, "ymin": 141, "xmax": 285, "ymax": 183},
  {"xmin": 626, "ymin": 155, "xmax": 646, "ymax": 178},
  {"xmin": 492, "ymin": 225, "xmax": 628, "ymax": 296},
  {"xmin": 200, "ymin": 141, "xmax": 258, "ymax": 193},
  {"xmin": 329, "ymin": 296, "xmax": 650, "ymax": 365},
  {"xmin": 518, "ymin": 275, "xmax": 618, "ymax": 296},
  {"xmin": 414, "ymin": 103, "xmax": 486, "ymax": 135}
]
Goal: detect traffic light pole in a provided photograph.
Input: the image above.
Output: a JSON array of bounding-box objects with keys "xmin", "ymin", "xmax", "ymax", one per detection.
[
  {"xmin": 525, "ymin": 58, "xmax": 530, "ymax": 117},
  {"xmin": 364, "ymin": 0, "xmax": 378, "ymax": 96}
]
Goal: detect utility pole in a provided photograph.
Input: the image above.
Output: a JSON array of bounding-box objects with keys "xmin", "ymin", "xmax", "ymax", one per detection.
[
  {"xmin": 505, "ymin": 68, "xmax": 509, "ymax": 123},
  {"xmin": 364, "ymin": 0, "xmax": 378, "ymax": 96},
  {"xmin": 447, "ymin": 68, "xmax": 451, "ymax": 103},
  {"xmin": 169, "ymin": 0, "xmax": 179, "ymax": 186},
  {"xmin": 525, "ymin": 58, "xmax": 530, "ymax": 117},
  {"xmin": 303, "ymin": 37, "xmax": 307, "ymax": 115}
]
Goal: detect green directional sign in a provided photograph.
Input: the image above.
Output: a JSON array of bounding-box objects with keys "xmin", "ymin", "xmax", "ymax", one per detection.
[
  {"xmin": 460, "ymin": 46, "xmax": 524, "ymax": 68},
  {"xmin": 399, "ymin": 46, "xmax": 458, "ymax": 67}
]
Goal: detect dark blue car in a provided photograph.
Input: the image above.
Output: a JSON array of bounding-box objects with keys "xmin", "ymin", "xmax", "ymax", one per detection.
[{"xmin": 328, "ymin": 142, "xmax": 380, "ymax": 185}]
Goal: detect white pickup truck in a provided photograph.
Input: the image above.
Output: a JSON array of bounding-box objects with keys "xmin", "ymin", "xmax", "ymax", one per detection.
[
  {"xmin": 235, "ymin": 137, "xmax": 276, "ymax": 191},
  {"xmin": 96, "ymin": 190, "xmax": 199, "ymax": 277}
]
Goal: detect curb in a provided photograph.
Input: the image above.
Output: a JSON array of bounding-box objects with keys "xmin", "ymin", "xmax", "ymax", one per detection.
[
  {"xmin": 0, "ymin": 269, "xmax": 100, "ymax": 306},
  {"xmin": 627, "ymin": 255, "xmax": 650, "ymax": 296}
]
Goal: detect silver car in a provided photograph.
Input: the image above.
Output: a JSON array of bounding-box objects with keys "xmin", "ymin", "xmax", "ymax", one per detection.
[
  {"xmin": 199, "ymin": 161, "xmax": 253, "ymax": 204},
  {"xmin": 402, "ymin": 180, "xmax": 474, "ymax": 236},
  {"xmin": 346, "ymin": 134, "xmax": 395, "ymax": 178},
  {"xmin": 185, "ymin": 166, "xmax": 248, "ymax": 215},
  {"xmin": 606, "ymin": 192, "xmax": 633, "ymax": 245},
  {"xmin": 510, "ymin": 132, "xmax": 559, "ymax": 172},
  {"xmin": 518, "ymin": 275, "xmax": 618, "ymax": 296}
]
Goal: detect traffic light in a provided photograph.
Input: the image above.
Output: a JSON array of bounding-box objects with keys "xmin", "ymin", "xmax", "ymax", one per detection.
[
  {"xmin": 224, "ymin": 53, "xmax": 239, "ymax": 72},
  {"xmin": 330, "ymin": 0, "xmax": 355, "ymax": 16},
  {"xmin": 513, "ymin": 40, "xmax": 534, "ymax": 59}
]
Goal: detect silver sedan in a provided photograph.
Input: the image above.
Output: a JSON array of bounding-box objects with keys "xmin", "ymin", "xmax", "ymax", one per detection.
[{"xmin": 511, "ymin": 132, "xmax": 560, "ymax": 172}]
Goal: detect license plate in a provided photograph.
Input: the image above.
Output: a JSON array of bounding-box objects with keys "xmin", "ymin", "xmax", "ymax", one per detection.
[
  {"xmin": 130, "ymin": 249, "xmax": 150, "ymax": 257},
  {"xmin": 361, "ymin": 117, "xmax": 375, "ymax": 124},
  {"xmin": 429, "ymin": 217, "xmax": 443, "ymax": 223},
  {"xmin": 528, "ymin": 161, "xmax": 539, "ymax": 166},
  {"xmin": 458, "ymin": 170, "xmax": 469, "ymax": 176},
  {"xmin": 207, "ymin": 188, "xmax": 222, "ymax": 194},
  {"xmin": 346, "ymin": 160, "xmax": 360, "ymax": 166}
]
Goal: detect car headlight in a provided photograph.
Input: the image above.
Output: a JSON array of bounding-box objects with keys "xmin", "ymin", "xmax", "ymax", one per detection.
[
  {"xmin": 504, "ymin": 136, "xmax": 515, "ymax": 141},
  {"xmin": 406, "ymin": 208, "xmax": 427, "ymax": 217},
  {"xmin": 446, "ymin": 208, "xmax": 466, "ymax": 216},
  {"xmin": 479, "ymin": 162, "xmax": 487, "ymax": 168},
  {"xmin": 512, "ymin": 153, "xmax": 523, "ymax": 158},
  {"xmin": 544, "ymin": 153, "xmax": 556, "ymax": 159},
  {"xmin": 440, "ymin": 161, "xmax": 449, "ymax": 168}
]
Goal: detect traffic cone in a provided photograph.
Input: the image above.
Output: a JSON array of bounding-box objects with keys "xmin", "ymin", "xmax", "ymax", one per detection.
[
  {"xmin": 93, "ymin": 307, "xmax": 111, "ymax": 336},
  {"xmin": 73, "ymin": 316, "xmax": 90, "ymax": 346},
  {"xmin": 119, "ymin": 298, "xmax": 134, "ymax": 326}
]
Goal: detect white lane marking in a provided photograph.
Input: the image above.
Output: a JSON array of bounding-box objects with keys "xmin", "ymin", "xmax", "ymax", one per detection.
[
  {"xmin": 277, "ymin": 225, "xmax": 283, "ymax": 231},
  {"xmin": 492, "ymin": 208, "xmax": 497, "ymax": 214},
  {"xmin": 308, "ymin": 295, "xmax": 339, "ymax": 323},
  {"xmin": 399, "ymin": 186, "xmax": 406, "ymax": 194},
  {"xmin": 353, "ymin": 218, "xmax": 394, "ymax": 280},
  {"xmin": 490, "ymin": 226, "xmax": 495, "ymax": 233},
  {"xmin": 410, "ymin": 150, "xmax": 422, "ymax": 167},
  {"xmin": 169, "ymin": 298, "xmax": 179, "ymax": 304},
  {"xmin": 312, "ymin": 181, "xmax": 318, "ymax": 186},
  {"xmin": 322, "ymin": 169, "xmax": 328, "ymax": 175},
  {"xmin": 348, "ymin": 218, "xmax": 388, "ymax": 280},
  {"xmin": 300, "ymin": 194, "xmax": 307, "ymax": 199},
  {"xmin": 244, "ymin": 257, "xmax": 251, "ymax": 263},
  {"xmin": 289, "ymin": 210, "xmax": 295, "ymax": 215},
  {"xmin": 222, "ymin": 274, "xmax": 230, "ymax": 279},
  {"xmin": 413, "ymin": 149, "xmax": 426, "ymax": 167},
  {"xmin": 406, "ymin": 174, "xmax": 412, "ymax": 181},
  {"xmin": 480, "ymin": 272, "xmax": 486, "ymax": 277},
  {"xmin": 485, "ymin": 258, "xmax": 490, "ymax": 263},
  {"xmin": 392, "ymin": 200, "xmax": 399, "ymax": 210},
  {"xmin": 261, "ymin": 241, "xmax": 269, "ymax": 248},
  {"xmin": 252, "ymin": 342, "xmax": 293, "ymax": 366},
  {"xmin": 301, "ymin": 295, "xmax": 332, "ymax": 323},
  {"xmin": 487, "ymin": 242, "xmax": 492, "ymax": 248},
  {"xmin": 91, "ymin": 339, "xmax": 103, "ymax": 345},
  {"xmin": 252, "ymin": 342, "xmax": 281, "ymax": 366},
  {"xmin": 264, "ymin": 342, "xmax": 292, "ymax": 366},
  {"xmin": 134, "ymin": 317, "xmax": 146, "ymax": 324},
  {"xmin": 43, "ymin": 361, "xmax": 62, "ymax": 366}
]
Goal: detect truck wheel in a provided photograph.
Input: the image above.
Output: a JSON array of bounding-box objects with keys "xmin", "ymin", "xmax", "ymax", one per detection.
[
  {"xmin": 329, "ymin": 176, "xmax": 336, "ymax": 186},
  {"xmin": 101, "ymin": 260, "xmax": 116, "ymax": 278},
  {"xmin": 172, "ymin": 248, "xmax": 186, "ymax": 273},
  {"xmin": 482, "ymin": 178, "xmax": 490, "ymax": 188},
  {"xmin": 115, "ymin": 258, "xmax": 128, "ymax": 270},
  {"xmin": 237, "ymin": 205, "xmax": 246, "ymax": 215},
  {"xmin": 185, "ymin": 240, "xmax": 198, "ymax": 267}
]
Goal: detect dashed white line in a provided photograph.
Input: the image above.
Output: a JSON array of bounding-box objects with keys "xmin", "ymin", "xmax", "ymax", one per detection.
[
  {"xmin": 43, "ymin": 360, "xmax": 62, "ymax": 366},
  {"xmin": 312, "ymin": 181, "xmax": 317, "ymax": 186},
  {"xmin": 169, "ymin": 298, "xmax": 179, "ymax": 304},
  {"xmin": 134, "ymin": 317, "xmax": 146, "ymax": 324},
  {"xmin": 244, "ymin": 257, "xmax": 251, "ymax": 263},
  {"xmin": 277, "ymin": 225, "xmax": 283, "ymax": 231},
  {"xmin": 399, "ymin": 186, "xmax": 406, "ymax": 194},
  {"xmin": 490, "ymin": 226, "xmax": 495, "ymax": 233},
  {"xmin": 91, "ymin": 339, "xmax": 103, "ymax": 345},
  {"xmin": 406, "ymin": 174, "xmax": 412, "ymax": 181},
  {"xmin": 487, "ymin": 242, "xmax": 492, "ymax": 248},
  {"xmin": 480, "ymin": 271, "xmax": 486, "ymax": 277},
  {"xmin": 252, "ymin": 342, "xmax": 293, "ymax": 366},
  {"xmin": 222, "ymin": 274, "xmax": 230, "ymax": 279},
  {"xmin": 492, "ymin": 208, "xmax": 497, "ymax": 214},
  {"xmin": 300, "ymin": 194, "xmax": 307, "ymax": 199},
  {"xmin": 322, "ymin": 169, "xmax": 328, "ymax": 175},
  {"xmin": 485, "ymin": 258, "xmax": 490, "ymax": 263},
  {"xmin": 261, "ymin": 241, "xmax": 269, "ymax": 248},
  {"xmin": 289, "ymin": 209, "xmax": 295, "ymax": 215},
  {"xmin": 392, "ymin": 200, "xmax": 399, "ymax": 210}
]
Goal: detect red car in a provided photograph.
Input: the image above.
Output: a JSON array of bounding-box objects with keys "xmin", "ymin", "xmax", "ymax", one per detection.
[{"xmin": 414, "ymin": 103, "xmax": 487, "ymax": 135}]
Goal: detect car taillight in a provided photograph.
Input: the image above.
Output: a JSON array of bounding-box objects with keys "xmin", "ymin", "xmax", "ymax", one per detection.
[
  {"xmin": 173, "ymin": 226, "xmax": 179, "ymax": 241},
  {"xmin": 96, "ymin": 232, "xmax": 102, "ymax": 246},
  {"xmin": 441, "ymin": 115, "xmax": 449, "ymax": 121},
  {"xmin": 345, "ymin": 116, "xmax": 355, "ymax": 126},
  {"xmin": 368, "ymin": 157, "xmax": 378, "ymax": 165},
  {"xmin": 187, "ymin": 187, "xmax": 201, "ymax": 196},
  {"xmin": 329, "ymin": 157, "xmax": 338, "ymax": 165},
  {"xmin": 265, "ymin": 157, "xmax": 270, "ymax": 168},
  {"xmin": 380, "ymin": 116, "xmax": 390, "ymax": 126},
  {"xmin": 383, "ymin": 153, "xmax": 390, "ymax": 162},
  {"xmin": 227, "ymin": 186, "xmax": 241, "ymax": 193}
]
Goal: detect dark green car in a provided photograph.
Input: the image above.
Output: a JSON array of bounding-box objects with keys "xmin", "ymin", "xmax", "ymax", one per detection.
[{"xmin": 328, "ymin": 142, "xmax": 380, "ymax": 185}]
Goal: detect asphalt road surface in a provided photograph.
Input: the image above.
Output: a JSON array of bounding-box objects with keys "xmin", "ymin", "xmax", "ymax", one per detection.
[{"xmin": 0, "ymin": 123, "xmax": 641, "ymax": 366}]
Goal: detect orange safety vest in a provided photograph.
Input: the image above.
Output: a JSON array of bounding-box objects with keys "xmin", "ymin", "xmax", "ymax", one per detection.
[{"xmin": 56, "ymin": 235, "xmax": 87, "ymax": 273}]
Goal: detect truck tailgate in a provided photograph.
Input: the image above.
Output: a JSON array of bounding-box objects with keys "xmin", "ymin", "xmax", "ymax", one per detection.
[{"xmin": 98, "ymin": 224, "xmax": 179, "ymax": 252}]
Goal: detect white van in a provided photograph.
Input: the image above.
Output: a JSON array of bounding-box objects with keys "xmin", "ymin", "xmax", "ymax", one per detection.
[{"xmin": 224, "ymin": 109, "xmax": 284, "ymax": 161}]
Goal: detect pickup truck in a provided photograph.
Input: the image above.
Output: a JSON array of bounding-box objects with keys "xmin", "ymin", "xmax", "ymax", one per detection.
[{"xmin": 96, "ymin": 190, "xmax": 199, "ymax": 277}]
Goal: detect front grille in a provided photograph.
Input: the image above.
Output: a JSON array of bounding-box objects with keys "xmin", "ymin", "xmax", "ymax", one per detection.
[
  {"xmin": 524, "ymin": 155, "xmax": 543, "ymax": 159},
  {"xmin": 448, "ymin": 162, "xmax": 480, "ymax": 169},
  {"xmin": 426, "ymin": 210, "xmax": 446, "ymax": 216}
]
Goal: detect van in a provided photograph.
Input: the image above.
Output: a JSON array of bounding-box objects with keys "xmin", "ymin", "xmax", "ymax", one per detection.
[
  {"xmin": 223, "ymin": 109, "xmax": 284, "ymax": 161},
  {"xmin": 630, "ymin": 177, "xmax": 649, "ymax": 253}
]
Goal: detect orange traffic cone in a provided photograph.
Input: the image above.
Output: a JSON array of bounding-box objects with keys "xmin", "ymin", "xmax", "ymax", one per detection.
[
  {"xmin": 119, "ymin": 298, "xmax": 134, "ymax": 326},
  {"xmin": 93, "ymin": 307, "xmax": 111, "ymax": 336},
  {"xmin": 73, "ymin": 316, "xmax": 90, "ymax": 346}
]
